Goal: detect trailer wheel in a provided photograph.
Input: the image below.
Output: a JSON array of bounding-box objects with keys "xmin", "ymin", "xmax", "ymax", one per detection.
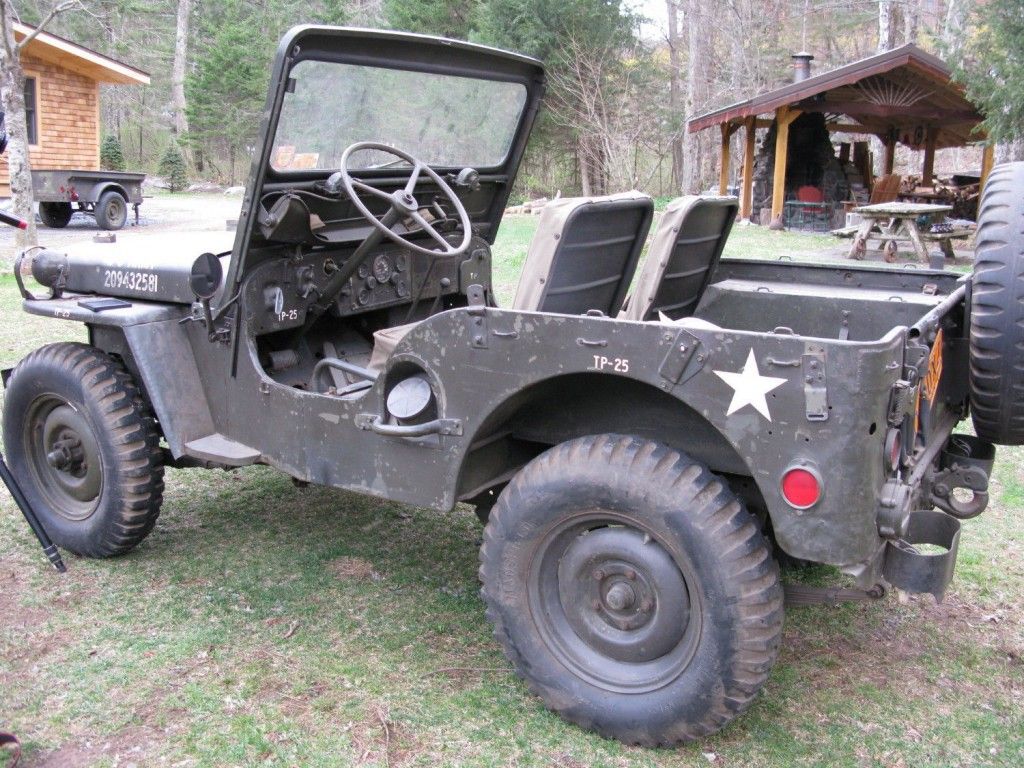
[
  {"xmin": 479, "ymin": 434, "xmax": 783, "ymax": 745},
  {"xmin": 38, "ymin": 202, "xmax": 73, "ymax": 228},
  {"xmin": 969, "ymin": 162, "xmax": 1024, "ymax": 445},
  {"xmin": 95, "ymin": 190, "xmax": 128, "ymax": 230},
  {"xmin": 2, "ymin": 343, "xmax": 164, "ymax": 558}
]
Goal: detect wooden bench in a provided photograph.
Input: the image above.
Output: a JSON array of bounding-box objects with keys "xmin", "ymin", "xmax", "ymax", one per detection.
[{"xmin": 920, "ymin": 229, "xmax": 974, "ymax": 259}]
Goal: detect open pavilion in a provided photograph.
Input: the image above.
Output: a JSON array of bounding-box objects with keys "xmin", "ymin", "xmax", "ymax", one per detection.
[{"xmin": 687, "ymin": 44, "xmax": 991, "ymax": 226}]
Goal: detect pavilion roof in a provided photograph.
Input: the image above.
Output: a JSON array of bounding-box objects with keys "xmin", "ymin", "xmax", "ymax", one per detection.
[{"xmin": 688, "ymin": 44, "xmax": 983, "ymax": 149}]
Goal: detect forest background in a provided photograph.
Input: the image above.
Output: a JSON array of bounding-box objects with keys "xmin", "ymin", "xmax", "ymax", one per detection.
[{"xmin": 3, "ymin": 0, "xmax": 1023, "ymax": 203}]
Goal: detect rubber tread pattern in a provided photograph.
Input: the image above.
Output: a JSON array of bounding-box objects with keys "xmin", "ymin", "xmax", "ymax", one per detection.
[
  {"xmin": 479, "ymin": 434, "xmax": 784, "ymax": 746},
  {"xmin": 969, "ymin": 162, "xmax": 1024, "ymax": 445},
  {"xmin": 3, "ymin": 342, "xmax": 164, "ymax": 557}
]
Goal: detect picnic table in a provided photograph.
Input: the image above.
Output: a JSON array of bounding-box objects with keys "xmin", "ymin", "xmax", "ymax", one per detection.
[{"xmin": 846, "ymin": 202, "xmax": 969, "ymax": 262}]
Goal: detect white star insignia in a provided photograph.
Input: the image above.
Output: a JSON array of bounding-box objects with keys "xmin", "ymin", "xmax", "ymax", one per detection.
[{"xmin": 713, "ymin": 349, "xmax": 787, "ymax": 421}]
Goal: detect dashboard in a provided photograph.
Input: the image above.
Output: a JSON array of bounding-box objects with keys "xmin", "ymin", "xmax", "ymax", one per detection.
[{"xmin": 242, "ymin": 235, "xmax": 491, "ymax": 336}]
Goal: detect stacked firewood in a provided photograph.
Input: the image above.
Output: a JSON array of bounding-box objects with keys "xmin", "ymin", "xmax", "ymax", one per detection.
[{"xmin": 900, "ymin": 176, "xmax": 980, "ymax": 220}]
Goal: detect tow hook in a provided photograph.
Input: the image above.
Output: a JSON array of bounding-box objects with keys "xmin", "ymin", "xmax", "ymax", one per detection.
[{"xmin": 927, "ymin": 434, "xmax": 995, "ymax": 519}]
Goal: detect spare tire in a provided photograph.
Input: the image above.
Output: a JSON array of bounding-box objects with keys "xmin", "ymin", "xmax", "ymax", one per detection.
[{"xmin": 969, "ymin": 161, "xmax": 1024, "ymax": 445}]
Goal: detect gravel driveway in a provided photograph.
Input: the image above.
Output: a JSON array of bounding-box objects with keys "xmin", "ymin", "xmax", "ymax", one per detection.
[{"xmin": 0, "ymin": 192, "xmax": 244, "ymax": 266}]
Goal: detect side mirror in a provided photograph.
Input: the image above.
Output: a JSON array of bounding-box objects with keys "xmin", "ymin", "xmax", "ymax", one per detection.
[{"xmin": 189, "ymin": 252, "xmax": 222, "ymax": 300}]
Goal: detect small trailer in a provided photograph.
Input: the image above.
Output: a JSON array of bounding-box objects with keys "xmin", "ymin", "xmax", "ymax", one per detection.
[{"xmin": 33, "ymin": 169, "xmax": 144, "ymax": 231}]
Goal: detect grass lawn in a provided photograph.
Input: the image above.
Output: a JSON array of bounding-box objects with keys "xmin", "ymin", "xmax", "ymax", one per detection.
[{"xmin": 1, "ymin": 219, "xmax": 1021, "ymax": 767}]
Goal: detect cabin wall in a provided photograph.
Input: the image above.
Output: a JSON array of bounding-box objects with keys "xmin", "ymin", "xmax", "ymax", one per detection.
[{"xmin": 0, "ymin": 51, "xmax": 100, "ymax": 195}]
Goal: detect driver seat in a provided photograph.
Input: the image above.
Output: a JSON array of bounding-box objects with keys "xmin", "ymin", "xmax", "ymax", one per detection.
[{"xmin": 368, "ymin": 190, "xmax": 653, "ymax": 370}]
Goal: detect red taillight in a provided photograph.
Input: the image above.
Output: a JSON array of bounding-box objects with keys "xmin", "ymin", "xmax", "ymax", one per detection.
[
  {"xmin": 885, "ymin": 428, "xmax": 902, "ymax": 471},
  {"xmin": 781, "ymin": 467, "xmax": 821, "ymax": 509}
]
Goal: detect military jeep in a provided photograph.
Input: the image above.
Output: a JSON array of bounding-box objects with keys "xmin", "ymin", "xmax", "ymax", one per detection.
[{"xmin": 5, "ymin": 27, "xmax": 1024, "ymax": 745}]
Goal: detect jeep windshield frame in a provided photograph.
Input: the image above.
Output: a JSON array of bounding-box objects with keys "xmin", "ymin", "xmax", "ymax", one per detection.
[{"xmin": 225, "ymin": 25, "xmax": 546, "ymax": 297}]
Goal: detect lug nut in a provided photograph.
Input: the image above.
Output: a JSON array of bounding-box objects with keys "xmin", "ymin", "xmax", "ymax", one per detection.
[
  {"xmin": 624, "ymin": 568, "xmax": 637, "ymax": 580},
  {"xmin": 592, "ymin": 568, "xmax": 605, "ymax": 581},
  {"xmin": 639, "ymin": 599, "xmax": 653, "ymax": 612}
]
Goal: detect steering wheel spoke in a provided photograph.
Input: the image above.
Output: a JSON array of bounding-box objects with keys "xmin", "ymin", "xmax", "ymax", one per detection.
[
  {"xmin": 350, "ymin": 179, "xmax": 394, "ymax": 202},
  {"xmin": 338, "ymin": 141, "xmax": 473, "ymax": 258},
  {"xmin": 404, "ymin": 162, "xmax": 423, "ymax": 195},
  {"xmin": 409, "ymin": 210, "xmax": 453, "ymax": 252}
]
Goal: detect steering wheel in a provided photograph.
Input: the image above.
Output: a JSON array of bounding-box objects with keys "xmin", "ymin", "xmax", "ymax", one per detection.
[{"xmin": 338, "ymin": 142, "xmax": 472, "ymax": 257}]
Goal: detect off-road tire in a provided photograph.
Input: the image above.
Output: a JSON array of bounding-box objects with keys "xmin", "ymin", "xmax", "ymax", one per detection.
[
  {"xmin": 479, "ymin": 434, "xmax": 783, "ymax": 746},
  {"xmin": 969, "ymin": 162, "xmax": 1024, "ymax": 445},
  {"xmin": 38, "ymin": 201, "xmax": 73, "ymax": 228},
  {"xmin": 95, "ymin": 190, "xmax": 128, "ymax": 231},
  {"xmin": 2, "ymin": 343, "xmax": 164, "ymax": 557}
]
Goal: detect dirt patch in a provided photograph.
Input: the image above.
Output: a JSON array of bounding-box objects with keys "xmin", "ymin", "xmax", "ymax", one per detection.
[
  {"xmin": 351, "ymin": 703, "xmax": 422, "ymax": 767},
  {"xmin": 32, "ymin": 723, "xmax": 169, "ymax": 768},
  {"xmin": 328, "ymin": 556, "xmax": 379, "ymax": 581},
  {"xmin": 0, "ymin": 568, "xmax": 48, "ymax": 630}
]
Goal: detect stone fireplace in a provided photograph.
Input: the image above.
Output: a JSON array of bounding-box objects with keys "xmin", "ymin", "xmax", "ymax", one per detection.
[{"xmin": 751, "ymin": 112, "xmax": 849, "ymax": 225}]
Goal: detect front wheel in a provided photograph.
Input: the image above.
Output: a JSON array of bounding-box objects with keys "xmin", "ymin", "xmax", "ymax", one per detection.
[
  {"xmin": 479, "ymin": 435, "xmax": 783, "ymax": 746},
  {"xmin": 2, "ymin": 343, "xmax": 165, "ymax": 558}
]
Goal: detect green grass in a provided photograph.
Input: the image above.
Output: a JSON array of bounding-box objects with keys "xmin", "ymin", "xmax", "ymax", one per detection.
[{"xmin": 1, "ymin": 223, "xmax": 1021, "ymax": 767}]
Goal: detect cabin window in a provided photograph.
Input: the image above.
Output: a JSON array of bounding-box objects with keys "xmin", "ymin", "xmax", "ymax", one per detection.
[{"xmin": 24, "ymin": 77, "xmax": 38, "ymax": 145}]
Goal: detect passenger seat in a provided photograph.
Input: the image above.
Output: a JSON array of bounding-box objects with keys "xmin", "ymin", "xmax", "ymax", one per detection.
[{"xmin": 619, "ymin": 195, "xmax": 738, "ymax": 322}]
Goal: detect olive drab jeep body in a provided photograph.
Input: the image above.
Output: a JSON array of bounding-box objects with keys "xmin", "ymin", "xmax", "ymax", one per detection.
[{"xmin": 5, "ymin": 26, "xmax": 1024, "ymax": 746}]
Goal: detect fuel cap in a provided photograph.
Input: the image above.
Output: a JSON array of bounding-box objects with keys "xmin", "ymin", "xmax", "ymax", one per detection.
[{"xmin": 386, "ymin": 375, "xmax": 434, "ymax": 421}]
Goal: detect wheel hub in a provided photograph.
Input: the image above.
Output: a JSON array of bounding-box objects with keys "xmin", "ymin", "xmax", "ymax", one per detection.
[
  {"xmin": 557, "ymin": 526, "xmax": 690, "ymax": 664},
  {"xmin": 28, "ymin": 400, "xmax": 103, "ymax": 519}
]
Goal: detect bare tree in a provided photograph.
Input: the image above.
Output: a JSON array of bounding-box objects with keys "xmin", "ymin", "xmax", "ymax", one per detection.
[
  {"xmin": 680, "ymin": 0, "xmax": 706, "ymax": 194},
  {"xmin": 666, "ymin": 0, "xmax": 683, "ymax": 191},
  {"xmin": 171, "ymin": 0, "xmax": 190, "ymax": 152},
  {"xmin": 877, "ymin": 0, "xmax": 895, "ymax": 53},
  {"xmin": 0, "ymin": 0, "xmax": 82, "ymax": 248},
  {"xmin": 902, "ymin": 0, "xmax": 920, "ymax": 45}
]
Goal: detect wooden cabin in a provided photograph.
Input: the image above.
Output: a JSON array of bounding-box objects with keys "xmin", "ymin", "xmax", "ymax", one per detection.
[{"xmin": 0, "ymin": 23, "xmax": 149, "ymax": 196}]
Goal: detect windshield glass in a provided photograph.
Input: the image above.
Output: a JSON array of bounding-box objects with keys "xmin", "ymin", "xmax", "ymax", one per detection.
[{"xmin": 271, "ymin": 60, "xmax": 528, "ymax": 172}]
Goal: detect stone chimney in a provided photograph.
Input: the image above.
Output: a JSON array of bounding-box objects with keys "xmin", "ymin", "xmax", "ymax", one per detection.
[{"xmin": 792, "ymin": 52, "xmax": 814, "ymax": 83}]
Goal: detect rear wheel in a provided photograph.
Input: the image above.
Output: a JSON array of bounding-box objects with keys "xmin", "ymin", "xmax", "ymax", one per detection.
[
  {"xmin": 969, "ymin": 162, "xmax": 1024, "ymax": 444},
  {"xmin": 95, "ymin": 190, "xmax": 128, "ymax": 230},
  {"xmin": 38, "ymin": 202, "xmax": 73, "ymax": 228},
  {"xmin": 2, "ymin": 343, "xmax": 164, "ymax": 557},
  {"xmin": 480, "ymin": 434, "xmax": 783, "ymax": 745}
]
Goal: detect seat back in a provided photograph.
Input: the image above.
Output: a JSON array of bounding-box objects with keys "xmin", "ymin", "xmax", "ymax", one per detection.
[
  {"xmin": 619, "ymin": 195, "xmax": 738, "ymax": 322},
  {"xmin": 512, "ymin": 191, "xmax": 653, "ymax": 315},
  {"xmin": 796, "ymin": 185, "xmax": 824, "ymax": 203},
  {"xmin": 869, "ymin": 173, "xmax": 901, "ymax": 204}
]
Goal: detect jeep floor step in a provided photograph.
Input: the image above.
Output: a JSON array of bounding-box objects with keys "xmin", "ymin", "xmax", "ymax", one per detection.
[{"xmin": 183, "ymin": 434, "xmax": 261, "ymax": 467}]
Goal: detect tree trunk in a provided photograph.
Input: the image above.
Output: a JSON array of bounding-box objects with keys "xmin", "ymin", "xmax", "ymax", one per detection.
[
  {"xmin": 171, "ymin": 0, "xmax": 191, "ymax": 153},
  {"xmin": 877, "ymin": 0, "xmax": 895, "ymax": 53},
  {"xmin": 0, "ymin": 0, "xmax": 37, "ymax": 248},
  {"xmin": 942, "ymin": 0, "xmax": 967, "ymax": 55},
  {"xmin": 680, "ymin": 0, "xmax": 704, "ymax": 194},
  {"xmin": 666, "ymin": 0, "xmax": 683, "ymax": 192},
  {"xmin": 903, "ymin": 0, "xmax": 920, "ymax": 45}
]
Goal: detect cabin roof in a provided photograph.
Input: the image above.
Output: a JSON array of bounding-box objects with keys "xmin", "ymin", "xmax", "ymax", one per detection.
[{"xmin": 14, "ymin": 22, "xmax": 150, "ymax": 86}]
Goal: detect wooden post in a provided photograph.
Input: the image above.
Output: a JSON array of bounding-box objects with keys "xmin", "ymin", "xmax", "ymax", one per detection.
[
  {"xmin": 770, "ymin": 106, "xmax": 800, "ymax": 229},
  {"xmin": 980, "ymin": 143, "xmax": 995, "ymax": 197},
  {"xmin": 741, "ymin": 116, "xmax": 756, "ymax": 220},
  {"xmin": 719, "ymin": 123, "xmax": 731, "ymax": 195},
  {"xmin": 883, "ymin": 137, "xmax": 895, "ymax": 175},
  {"xmin": 921, "ymin": 126, "xmax": 938, "ymax": 185},
  {"xmin": 718, "ymin": 122, "xmax": 740, "ymax": 195}
]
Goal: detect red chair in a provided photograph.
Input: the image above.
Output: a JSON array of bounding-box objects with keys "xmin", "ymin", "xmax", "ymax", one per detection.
[{"xmin": 792, "ymin": 185, "xmax": 831, "ymax": 230}]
